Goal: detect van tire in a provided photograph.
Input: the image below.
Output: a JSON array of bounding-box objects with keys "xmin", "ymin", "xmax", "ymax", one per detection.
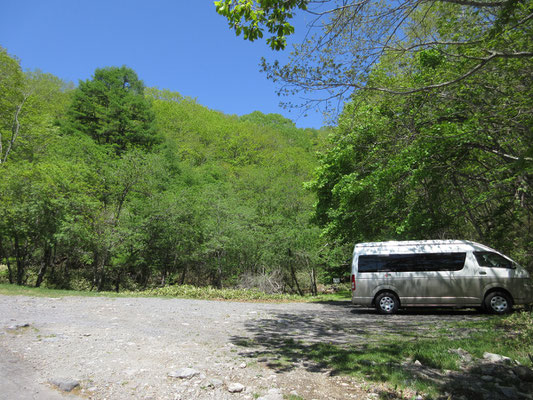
[
  {"xmin": 484, "ymin": 291, "xmax": 512, "ymax": 315},
  {"xmin": 375, "ymin": 292, "xmax": 399, "ymax": 315}
]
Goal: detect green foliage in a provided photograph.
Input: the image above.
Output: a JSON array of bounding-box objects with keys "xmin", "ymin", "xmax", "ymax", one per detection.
[
  {"xmin": 144, "ymin": 88, "xmax": 325, "ymax": 291},
  {"xmin": 0, "ymin": 283, "xmax": 302, "ymax": 301},
  {"xmin": 0, "ymin": 49, "xmax": 70, "ymax": 165},
  {"xmin": 219, "ymin": 0, "xmax": 533, "ymax": 117},
  {"xmin": 138, "ymin": 284, "xmax": 301, "ymax": 301},
  {"xmin": 0, "ymin": 61, "xmax": 326, "ymax": 293},
  {"xmin": 63, "ymin": 66, "xmax": 158, "ymax": 152},
  {"xmin": 308, "ymin": 2, "xmax": 533, "ymax": 268},
  {"xmin": 0, "ymin": 47, "xmax": 25, "ymax": 163},
  {"xmin": 214, "ymin": 0, "xmax": 308, "ymax": 50}
]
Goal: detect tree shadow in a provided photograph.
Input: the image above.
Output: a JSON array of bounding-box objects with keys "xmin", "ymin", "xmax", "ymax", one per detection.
[
  {"xmin": 314, "ymin": 298, "xmax": 483, "ymax": 317},
  {"xmin": 230, "ymin": 309, "xmax": 531, "ymax": 399}
]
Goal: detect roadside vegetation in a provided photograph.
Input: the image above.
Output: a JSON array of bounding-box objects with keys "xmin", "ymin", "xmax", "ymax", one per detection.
[
  {"xmin": 0, "ymin": 281, "xmax": 349, "ymax": 302},
  {"xmin": 236, "ymin": 310, "xmax": 533, "ymax": 398},
  {"xmin": 325, "ymin": 313, "xmax": 533, "ymax": 396}
]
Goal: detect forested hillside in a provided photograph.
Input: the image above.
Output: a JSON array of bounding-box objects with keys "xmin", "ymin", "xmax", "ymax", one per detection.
[
  {"xmin": 2, "ymin": 0, "xmax": 532, "ymax": 299},
  {"xmin": 218, "ymin": 0, "xmax": 532, "ymax": 270},
  {"xmin": 0, "ymin": 48, "xmax": 330, "ymax": 293}
]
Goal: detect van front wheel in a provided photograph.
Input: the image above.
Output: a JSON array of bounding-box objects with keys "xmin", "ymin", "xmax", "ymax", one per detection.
[
  {"xmin": 484, "ymin": 291, "xmax": 512, "ymax": 315},
  {"xmin": 375, "ymin": 292, "xmax": 399, "ymax": 315}
]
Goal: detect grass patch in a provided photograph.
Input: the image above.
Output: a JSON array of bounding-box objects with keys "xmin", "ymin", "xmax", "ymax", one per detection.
[
  {"xmin": 308, "ymin": 289, "xmax": 352, "ymax": 302},
  {"xmin": 0, "ymin": 284, "xmax": 112, "ymax": 298},
  {"xmin": 239, "ymin": 312, "xmax": 533, "ymax": 399},
  {"xmin": 138, "ymin": 285, "xmax": 304, "ymax": 302},
  {"xmin": 0, "ymin": 283, "xmax": 324, "ymax": 302}
]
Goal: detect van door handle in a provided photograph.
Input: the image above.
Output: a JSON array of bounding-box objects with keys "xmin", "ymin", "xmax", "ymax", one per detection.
[{"xmin": 479, "ymin": 271, "xmax": 487, "ymax": 275}]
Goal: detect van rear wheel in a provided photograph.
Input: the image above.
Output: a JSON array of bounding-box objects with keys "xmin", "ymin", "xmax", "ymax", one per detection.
[
  {"xmin": 375, "ymin": 292, "xmax": 399, "ymax": 315},
  {"xmin": 484, "ymin": 291, "xmax": 512, "ymax": 315}
]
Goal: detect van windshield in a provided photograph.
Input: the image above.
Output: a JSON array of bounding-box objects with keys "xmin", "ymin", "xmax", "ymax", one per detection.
[
  {"xmin": 358, "ymin": 253, "xmax": 466, "ymax": 273},
  {"xmin": 474, "ymin": 252, "xmax": 515, "ymax": 269}
]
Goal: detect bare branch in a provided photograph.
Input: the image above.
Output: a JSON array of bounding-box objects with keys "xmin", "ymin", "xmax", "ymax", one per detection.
[
  {"xmin": 1, "ymin": 95, "xmax": 28, "ymax": 164},
  {"xmin": 466, "ymin": 143, "xmax": 533, "ymax": 162},
  {"xmin": 385, "ymin": 39, "xmax": 484, "ymax": 52},
  {"xmin": 432, "ymin": 0, "xmax": 508, "ymax": 7}
]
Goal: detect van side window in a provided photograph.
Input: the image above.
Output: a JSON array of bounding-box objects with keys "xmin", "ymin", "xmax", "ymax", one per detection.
[
  {"xmin": 474, "ymin": 252, "xmax": 514, "ymax": 269},
  {"xmin": 358, "ymin": 253, "xmax": 466, "ymax": 273}
]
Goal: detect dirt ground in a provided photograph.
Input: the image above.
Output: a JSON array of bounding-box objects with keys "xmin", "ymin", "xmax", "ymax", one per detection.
[{"xmin": 0, "ymin": 295, "xmax": 488, "ymax": 400}]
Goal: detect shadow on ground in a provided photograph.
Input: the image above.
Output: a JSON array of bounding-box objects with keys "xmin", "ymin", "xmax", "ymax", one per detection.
[{"xmin": 230, "ymin": 308, "xmax": 531, "ymax": 399}]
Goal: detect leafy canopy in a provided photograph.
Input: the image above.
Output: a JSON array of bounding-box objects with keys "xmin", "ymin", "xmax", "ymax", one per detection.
[
  {"xmin": 308, "ymin": 15, "xmax": 532, "ymax": 265},
  {"xmin": 217, "ymin": 0, "xmax": 533, "ymax": 115},
  {"xmin": 214, "ymin": 0, "xmax": 308, "ymax": 50},
  {"xmin": 63, "ymin": 66, "xmax": 158, "ymax": 152}
]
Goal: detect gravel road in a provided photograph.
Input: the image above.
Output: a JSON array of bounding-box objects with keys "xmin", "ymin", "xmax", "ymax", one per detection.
[{"xmin": 0, "ymin": 295, "xmax": 487, "ymax": 400}]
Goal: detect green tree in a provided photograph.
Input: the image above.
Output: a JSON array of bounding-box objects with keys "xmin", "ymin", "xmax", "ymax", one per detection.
[
  {"xmin": 309, "ymin": 35, "xmax": 532, "ymax": 266},
  {"xmin": 215, "ymin": 0, "xmax": 308, "ymax": 50},
  {"xmin": 217, "ymin": 0, "xmax": 533, "ymax": 112},
  {"xmin": 0, "ymin": 50, "xmax": 67, "ymax": 164},
  {"xmin": 63, "ymin": 66, "xmax": 158, "ymax": 152},
  {"xmin": 0, "ymin": 47, "xmax": 25, "ymax": 164},
  {"xmin": 0, "ymin": 54, "xmax": 74, "ymax": 286}
]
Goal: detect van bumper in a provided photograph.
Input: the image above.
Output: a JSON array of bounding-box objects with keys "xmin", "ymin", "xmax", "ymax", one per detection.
[
  {"xmin": 351, "ymin": 296, "xmax": 374, "ymax": 307},
  {"xmin": 514, "ymin": 282, "xmax": 533, "ymax": 305}
]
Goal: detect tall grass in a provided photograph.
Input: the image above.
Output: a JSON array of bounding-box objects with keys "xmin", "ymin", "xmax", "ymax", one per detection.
[{"xmin": 0, "ymin": 283, "xmax": 315, "ymax": 302}]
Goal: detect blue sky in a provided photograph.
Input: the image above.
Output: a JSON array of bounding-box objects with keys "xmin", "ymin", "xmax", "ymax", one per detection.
[{"xmin": 0, "ymin": 0, "xmax": 324, "ymax": 128}]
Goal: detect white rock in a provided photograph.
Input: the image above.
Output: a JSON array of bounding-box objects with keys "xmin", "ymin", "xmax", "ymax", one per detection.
[
  {"xmin": 208, "ymin": 378, "xmax": 224, "ymax": 388},
  {"xmin": 168, "ymin": 368, "xmax": 200, "ymax": 379},
  {"xmin": 48, "ymin": 378, "xmax": 80, "ymax": 392},
  {"xmin": 258, "ymin": 388, "xmax": 283, "ymax": 400},
  {"xmin": 483, "ymin": 352, "xmax": 511, "ymax": 364},
  {"xmin": 227, "ymin": 382, "xmax": 245, "ymax": 393}
]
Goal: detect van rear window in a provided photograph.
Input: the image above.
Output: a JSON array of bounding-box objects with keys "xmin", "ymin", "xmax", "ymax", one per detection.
[{"xmin": 358, "ymin": 253, "xmax": 466, "ymax": 273}]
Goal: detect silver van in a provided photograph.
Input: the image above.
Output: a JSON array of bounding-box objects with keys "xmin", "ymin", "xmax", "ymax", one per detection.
[{"xmin": 351, "ymin": 240, "xmax": 533, "ymax": 314}]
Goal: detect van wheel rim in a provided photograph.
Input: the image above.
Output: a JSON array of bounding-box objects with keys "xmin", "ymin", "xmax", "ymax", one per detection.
[
  {"xmin": 490, "ymin": 296, "xmax": 508, "ymax": 312},
  {"xmin": 380, "ymin": 297, "xmax": 395, "ymax": 312}
]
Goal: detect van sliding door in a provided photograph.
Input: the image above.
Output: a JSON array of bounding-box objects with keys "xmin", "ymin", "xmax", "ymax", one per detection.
[{"xmin": 359, "ymin": 253, "xmax": 467, "ymax": 305}]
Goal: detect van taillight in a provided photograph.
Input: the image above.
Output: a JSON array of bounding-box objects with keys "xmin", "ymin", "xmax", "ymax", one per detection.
[{"xmin": 351, "ymin": 274, "xmax": 356, "ymax": 291}]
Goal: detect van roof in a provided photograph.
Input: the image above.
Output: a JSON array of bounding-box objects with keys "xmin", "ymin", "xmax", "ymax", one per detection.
[{"xmin": 353, "ymin": 240, "xmax": 493, "ymax": 252}]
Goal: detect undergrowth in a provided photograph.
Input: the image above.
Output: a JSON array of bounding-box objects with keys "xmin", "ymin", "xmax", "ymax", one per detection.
[
  {"xmin": 0, "ymin": 283, "xmax": 329, "ymax": 302},
  {"xmin": 235, "ymin": 311, "xmax": 533, "ymax": 398}
]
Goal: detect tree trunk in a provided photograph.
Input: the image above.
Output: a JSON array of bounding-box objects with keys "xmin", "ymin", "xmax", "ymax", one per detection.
[
  {"xmin": 14, "ymin": 237, "xmax": 25, "ymax": 285},
  {"xmin": 115, "ymin": 272, "xmax": 121, "ymax": 293},
  {"xmin": 97, "ymin": 263, "xmax": 106, "ymax": 291},
  {"xmin": 93, "ymin": 250, "xmax": 107, "ymax": 291},
  {"xmin": 290, "ymin": 265, "xmax": 303, "ymax": 296},
  {"xmin": 91, "ymin": 251, "xmax": 99, "ymax": 291},
  {"xmin": 179, "ymin": 266, "xmax": 187, "ymax": 285},
  {"xmin": 6, "ymin": 256, "xmax": 14, "ymax": 284},
  {"xmin": 289, "ymin": 264, "xmax": 303, "ymax": 296},
  {"xmin": 36, "ymin": 246, "xmax": 52, "ymax": 288},
  {"xmin": 160, "ymin": 269, "xmax": 167, "ymax": 286},
  {"xmin": 287, "ymin": 248, "xmax": 303, "ymax": 296},
  {"xmin": 310, "ymin": 266, "xmax": 317, "ymax": 296},
  {"xmin": 0, "ymin": 240, "xmax": 14, "ymax": 284},
  {"xmin": 215, "ymin": 251, "xmax": 223, "ymax": 289}
]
